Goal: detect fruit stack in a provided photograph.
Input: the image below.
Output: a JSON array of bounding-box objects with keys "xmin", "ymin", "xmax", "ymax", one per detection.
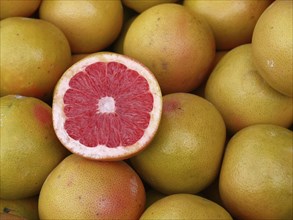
[{"xmin": 1, "ymin": 1, "xmax": 292, "ymax": 220}]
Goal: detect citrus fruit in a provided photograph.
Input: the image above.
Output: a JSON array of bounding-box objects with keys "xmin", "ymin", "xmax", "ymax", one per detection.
[
  {"xmin": 205, "ymin": 44, "xmax": 293, "ymax": 134},
  {"xmin": 123, "ymin": 3, "xmax": 215, "ymax": 94},
  {"xmin": 0, "ymin": 197, "xmax": 39, "ymax": 220},
  {"xmin": 130, "ymin": 93, "xmax": 226, "ymax": 195},
  {"xmin": 0, "ymin": 95, "xmax": 69, "ymax": 199},
  {"xmin": 39, "ymin": 0, "xmax": 123, "ymax": 53},
  {"xmin": 140, "ymin": 194, "xmax": 232, "ymax": 219},
  {"xmin": 52, "ymin": 52, "xmax": 162, "ymax": 161},
  {"xmin": 0, "ymin": 213, "xmax": 26, "ymax": 220},
  {"xmin": 111, "ymin": 15, "xmax": 136, "ymax": 54},
  {"xmin": 0, "ymin": 17, "xmax": 71, "ymax": 100},
  {"xmin": 219, "ymin": 124, "xmax": 293, "ymax": 219},
  {"xmin": 252, "ymin": 0, "xmax": 293, "ymax": 97},
  {"xmin": 38, "ymin": 153, "xmax": 146, "ymax": 220},
  {"xmin": 0, "ymin": 0, "xmax": 41, "ymax": 19},
  {"xmin": 184, "ymin": 0, "xmax": 273, "ymax": 50},
  {"xmin": 122, "ymin": 0, "xmax": 179, "ymax": 13}
]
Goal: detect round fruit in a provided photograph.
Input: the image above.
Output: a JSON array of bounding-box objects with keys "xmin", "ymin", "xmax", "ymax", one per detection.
[
  {"xmin": 39, "ymin": 0, "xmax": 123, "ymax": 53},
  {"xmin": 111, "ymin": 15, "xmax": 136, "ymax": 54},
  {"xmin": 0, "ymin": 95, "xmax": 69, "ymax": 199},
  {"xmin": 184, "ymin": 0, "xmax": 273, "ymax": 50},
  {"xmin": 252, "ymin": 0, "xmax": 293, "ymax": 97},
  {"xmin": 52, "ymin": 52, "xmax": 162, "ymax": 161},
  {"xmin": 123, "ymin": 3, "xmax": 215, "ymax": 94},
  {"xmin": 0, "ymin": 0, "xmax": 41, "ymax": 19},
  {"xmin": 0, "ymin": 197, "xmax": 39, "ymax": 220},
  {"xmin": 219, "ymin": 124, "xmax": 293, "ymax": 219},
  {"xmin": 122, "ymin": 0, "xmax": 179, "ymax": 13},
  {"xmin": 0, "ymin": 17, "xmax": 71, "ymax": 100},
  {"xmin": 205, "ymin": 44, "xmax": 293, "ymax": 133},
  {"xmin": 131, "ymin": 93, "xmax": 226, "ymax": 195},
  {"xmin": 0, "ymin": 213, "xmax": 26, "ymax": 220},
  {"xmin": 38, "ymin": 154, "xmax": 146, "ymax": 220},
  {"xmin": 140, "ymin": 194, "xmax": 232, "ymax": 219}
]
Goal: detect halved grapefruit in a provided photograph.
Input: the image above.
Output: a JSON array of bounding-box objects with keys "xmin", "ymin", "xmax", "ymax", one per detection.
[{"xmin": 52, "ymin": 52, "xmax": 162, "ymax": 161}]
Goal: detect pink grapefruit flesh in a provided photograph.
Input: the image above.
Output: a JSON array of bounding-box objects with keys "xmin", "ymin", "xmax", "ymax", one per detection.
[{"xmin": 53, "ymin": 52, "xmax": 162, "ymax": 161}]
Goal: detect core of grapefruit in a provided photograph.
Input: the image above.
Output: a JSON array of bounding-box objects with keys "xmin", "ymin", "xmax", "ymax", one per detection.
[{"xmin": 52, "ymin": 52, "xmax": 162, "ymax": 161}]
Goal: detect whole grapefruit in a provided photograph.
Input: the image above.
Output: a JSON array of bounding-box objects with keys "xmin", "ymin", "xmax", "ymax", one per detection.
[
  {"xmin": 0, "ymin": 95, "xmax": 69, "ymax": 199},
  {"xmin": 123, "ymin": 3, "xmax": 215, "ymax": 94},
  {"xmin": 39, "ymin": 0, "xmax": 123, "ymax": 53},
  {"xmin": 219, "ymin": 124, "xmax": 293, "ymax": 219},
  {"xmin": 131, "ymin": 93, "xmax": 226, "ymax": 194},
  {"xmin": 252, "ymin": 0, "xmax": 293, "ymax": 97},
  {"xmin": 205, "ymin": 44, "xmax": 293, "ymax": 133},
  {"xmin": 140, "ymin": 194, "xmax": 232, "ymax": 219},
  {"xmin": 38, "ymin": 154, "xmax": 146, "ymax": 219},
  {"xmin": 0, "ymin": 17, "xmax": 71, "ymax": 100}
]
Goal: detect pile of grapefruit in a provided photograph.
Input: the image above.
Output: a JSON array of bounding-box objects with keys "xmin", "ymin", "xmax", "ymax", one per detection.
[{"xmin": 0, "ymin": 1, "xmax": 292, "ymax": 219}]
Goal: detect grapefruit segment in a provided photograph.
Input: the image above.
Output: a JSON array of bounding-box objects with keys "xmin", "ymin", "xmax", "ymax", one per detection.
[{"xmin": 53, "ymin": 52, "xmax": 162, "ymax": 161}]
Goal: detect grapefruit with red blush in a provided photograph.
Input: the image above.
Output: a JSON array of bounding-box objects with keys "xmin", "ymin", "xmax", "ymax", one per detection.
[{"xmin": 38, "ymin": 154, "xmax": 146, "ymax": 220}]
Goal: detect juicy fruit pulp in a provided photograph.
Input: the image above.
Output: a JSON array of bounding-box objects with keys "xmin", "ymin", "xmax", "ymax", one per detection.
[
  {"xmin": 63, "ymin": 62, "xmax": 153, "ymax": 148},
  {"xmin": 53, "ymin": 52, "xmax": 162, "ymax": 161}
]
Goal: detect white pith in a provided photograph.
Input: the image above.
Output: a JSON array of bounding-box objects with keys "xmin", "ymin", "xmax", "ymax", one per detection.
[
  {"xmin": 52, "ymin": 52, "xmax": 162, "ymax": 160},
  {"xmin": 97, "ymin": 96, "xmax": 116, "ymax": 114}
]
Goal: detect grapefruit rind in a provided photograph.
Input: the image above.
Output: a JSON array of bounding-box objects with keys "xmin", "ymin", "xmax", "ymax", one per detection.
[{"xmin": 52, "ymin": 52, "xmax": 162, "ymax": 161}]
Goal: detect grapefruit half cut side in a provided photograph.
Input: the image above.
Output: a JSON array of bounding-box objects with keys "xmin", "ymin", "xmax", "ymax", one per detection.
[{"xmin": 52, "ymin": 52, "xmax": 162, "ymax": 161}]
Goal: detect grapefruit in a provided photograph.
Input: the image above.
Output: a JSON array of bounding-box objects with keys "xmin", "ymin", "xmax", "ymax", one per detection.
[
  {"xmin": 52, "ymin": 52, "xmax": 162, "ymax": 161},
  {"xmin": 0, "ymin": 17, "xmax": 71, "ymax": 100},
  {"xmin": 111, "ymin": 15, "xmax": 136, "ymax": 54},
  {"xmin": 184, "ymin": 0, "xmax": 273, "ymax": 50},
  {"xmin": 0, "ymin": 95, "xmax": 69, "ymax": 199},
  {"xmin": 0, "ymin": 0, "xmax": 41, "ymax": 19},
  {"xmin": 38, "ymin": 154, "xmax": 146, "ymax": 220},
  {"xmin": 0, "ymin": 213, "xmax": 26, "ymax": 220},
  {"xmin": 39, "ymin": 0, "xmax": 123, "ymax": 53},
  {"xmin": 252, "ymin": 0, "xmax": 293, "ymax": 97},
  {"xmin": 219, "ymin": 124, "xmax": 293, "ymax": 219},
  {"xmin": 140, "ymin": 194, "xmax": 232, "ymax": 219},
  {"xmin": 130, "ymin": 93, "xmax": 226, "ymax": 195},
  {"xmin": 122, "ymin": 0, "xmax": 179, "ymax": 13},
  {"xmin": 123, "ymin": 3, "xmax": 215, "ymax": 94},
  {"xmin": 0, "ymin": 197, "xmax": 39, "ymax": 220},
  {"xmin": 205, "ymin": 44, "xmax": 293, "ymax": 133}
]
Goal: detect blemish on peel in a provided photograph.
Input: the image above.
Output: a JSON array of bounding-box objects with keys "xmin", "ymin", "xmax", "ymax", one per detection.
[
  {"xmin": 163, "ymin": 100, "xmax": 181, "ymax": 113},
  {"xmin": 267, "ymin": 59, "xmax": 274, "ymax": 68}
]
